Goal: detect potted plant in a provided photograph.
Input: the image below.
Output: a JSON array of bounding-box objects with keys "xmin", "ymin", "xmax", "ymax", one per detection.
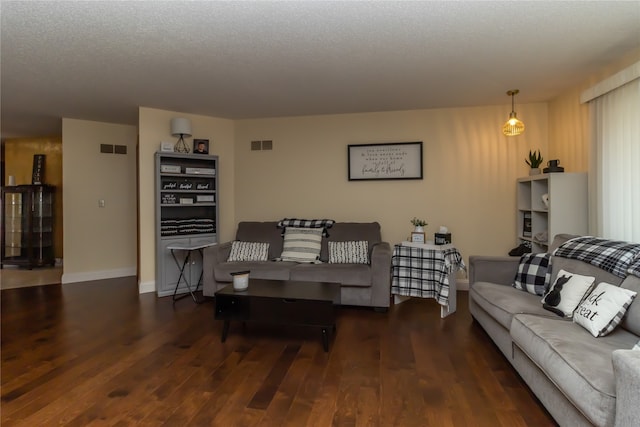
[
  {"xmin": 411, "ymin": 217, "xmax": 428, "ymax": 232},
  {"xmin": 526, "ymin": 150, "xmax": 543, "ymax": 175}
]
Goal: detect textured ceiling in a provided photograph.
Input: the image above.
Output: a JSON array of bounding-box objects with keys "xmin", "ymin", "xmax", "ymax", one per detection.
[{"xmin": 1, "ymin": 1, "xmax": 639, "ymax": 139}]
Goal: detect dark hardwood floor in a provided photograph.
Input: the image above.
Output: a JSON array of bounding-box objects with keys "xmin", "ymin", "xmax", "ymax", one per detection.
[{"xmin": 1, "ymin": 278, "xmax": 556, "ymax": 426}]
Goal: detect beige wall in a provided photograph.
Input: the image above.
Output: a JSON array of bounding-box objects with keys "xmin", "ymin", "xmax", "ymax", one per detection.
[
  {"xmin": 61, "ymin": 119, "xmax": 138, "ymax": 283},
  {"xmin": 138, "ymin": 107, "xmax": 236, "ymax": 293},
  {"xmin": 235, "ymin": 103, "xmax": 549, "ymax": 263},
  {"xmin": 3, "ymin": 136, "xmax": 64, "ymax": 259},
  {"xmin": 55, "ymin": 48, "xmax": 640, "ymax": 290}
]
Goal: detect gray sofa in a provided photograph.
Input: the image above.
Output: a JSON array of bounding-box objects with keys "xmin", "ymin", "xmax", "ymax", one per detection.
[
  {"xmin": 202, "ymin": 221, "xmax": 392, "ymax": 310},
  {"xmin": 469, "ymin": 234, "xmax": 640, "ymax": 427}
]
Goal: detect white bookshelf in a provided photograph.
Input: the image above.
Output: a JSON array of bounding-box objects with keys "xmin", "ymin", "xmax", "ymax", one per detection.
[{"xmin": 516, "ymin": 173, "xmax": 587, "ymax": 253}]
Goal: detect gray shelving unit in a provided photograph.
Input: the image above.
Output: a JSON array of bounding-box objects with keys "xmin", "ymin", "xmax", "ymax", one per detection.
[
  {"xmin": 516, "ymin": 172, "xmax": 587, "ymax": 253},
  {"xmin": 155, "ymin": 153, "xmax": 219, "ymax": 297}
]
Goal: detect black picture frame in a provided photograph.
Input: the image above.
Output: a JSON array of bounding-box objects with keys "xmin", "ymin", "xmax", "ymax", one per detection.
[
  {"xmin": 193, "ymin": 139, "xmax": 209, "ymax": 155},
  {"xmin": 348, "ymin": 141, "xmax": 423, "ymax": 181}
]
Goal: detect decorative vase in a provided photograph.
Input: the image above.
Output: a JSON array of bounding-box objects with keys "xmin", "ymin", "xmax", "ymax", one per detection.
[
  {"xmin": 414, "ymin": 226, "xmax": 424, "ymax": 233},
  {"xmin": 529, "ymin": 168, "xmax": 541, "ymax": 176}
]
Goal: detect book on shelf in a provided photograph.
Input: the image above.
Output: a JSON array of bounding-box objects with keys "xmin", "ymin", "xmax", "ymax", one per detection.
[{"xmin": 523, "ymin": 212, "xmax": 532, "ymax": 237}]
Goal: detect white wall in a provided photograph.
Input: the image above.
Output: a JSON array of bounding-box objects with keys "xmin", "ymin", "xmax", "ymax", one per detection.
[
  {"xmin": 138, "ymin": 107, "xmax": 236, "ymax": 293},
  {"xmin": 235, "ymin": 103, "xmax": 549, "ymax": 264},
  {"xmin": 61, "ymin": 119, "xmax": 138, "ymax": 283}
]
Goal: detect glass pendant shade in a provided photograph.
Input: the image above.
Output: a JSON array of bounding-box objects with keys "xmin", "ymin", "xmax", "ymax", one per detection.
[
  {"xmin": 503, "ymin": 90, "xmax": 525, "ymax": 136},
  {"xmin": 503, "ymin": 111, "xmax": 525, "ymax": 136}
]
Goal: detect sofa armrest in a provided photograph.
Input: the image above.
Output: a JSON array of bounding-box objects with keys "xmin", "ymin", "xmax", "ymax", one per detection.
[
  {"xmin": 469, "ymin": 255, "xmax": 519, "ymax": 287},
  {"xmin": 613, "ymin": 349, "xmax": 640, "ymax": 427},
  {"xmin": 370, "ymin": 242, "xmax": 392, "ymax": 308},
  {"xmin": 202, "ymin": 241, "xmax": 233, "ymax": 296}
]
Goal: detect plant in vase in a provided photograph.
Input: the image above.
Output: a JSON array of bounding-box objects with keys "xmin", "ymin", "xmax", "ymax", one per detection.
[
  {"xmin": 526, "ymin": 150, "xmax": 543, "ymax": 175},
  {"xmin": 410, "ymin": 217, "xmax": 428, "ymax": 232}
]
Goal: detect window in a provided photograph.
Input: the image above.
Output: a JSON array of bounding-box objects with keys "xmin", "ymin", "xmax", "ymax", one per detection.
[{"xmin": 586, "ymin": 71, "xmax": 639, "ymax": 242}]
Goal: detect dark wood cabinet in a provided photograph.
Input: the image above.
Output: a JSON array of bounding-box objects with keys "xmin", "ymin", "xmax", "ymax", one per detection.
[{"xmin": 1, "ymin": 185, "xmax": 56, "ymax": 269}]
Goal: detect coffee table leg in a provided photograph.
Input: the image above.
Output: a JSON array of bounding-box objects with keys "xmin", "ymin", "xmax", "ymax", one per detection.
[
  {"xmin": 321, "ymin": 327, "xmax": 329, "ymax": 352},
  {"xmin": 221, "ymin": 320, "xmax": 230, "ymax": 343}
]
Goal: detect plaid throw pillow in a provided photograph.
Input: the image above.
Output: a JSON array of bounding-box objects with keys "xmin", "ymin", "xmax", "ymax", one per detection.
[
  {"xmin": 512, "ymin": 253, "xmax": 551, "ymax": 296},
  {"xmin": 277, "ymin": 218, "xmax": 335, "ymax": 237}
]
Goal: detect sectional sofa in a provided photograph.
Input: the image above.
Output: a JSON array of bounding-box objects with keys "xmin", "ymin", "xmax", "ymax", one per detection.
[
  {"xmin": 202, "ymin": 221, "xmax": 392, "ymax": 310},
  {"xmin": 469, "ymin": 234, "xmax": 640, "ymax": 426}
]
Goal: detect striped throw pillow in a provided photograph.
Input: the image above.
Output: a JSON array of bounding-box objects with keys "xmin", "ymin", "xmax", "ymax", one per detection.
[
  {"xmin": 280, "ymin": 227, "xmax": 323, "ymax": 263},
  {"xmin": 227, "ymin": 241, "xmax": 269, "ymax": 262},
  {"xmin": 328, "ymin": 241, "xmax": 369, "ymax": 264}
]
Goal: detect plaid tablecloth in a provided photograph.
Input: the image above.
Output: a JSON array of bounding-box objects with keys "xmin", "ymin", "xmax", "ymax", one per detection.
[{"xmin": 391, "ymin": 244, "xmax": 466, "ymax": 306}]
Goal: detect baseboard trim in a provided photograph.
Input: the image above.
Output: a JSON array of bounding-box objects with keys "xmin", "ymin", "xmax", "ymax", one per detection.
[
  {"xmin": 138, "ymin": 280, "xmax": 155, "ymax": 294},
  {"xmin": 61, "ymin": 267, "xmax": 137, "ymax": 284}
]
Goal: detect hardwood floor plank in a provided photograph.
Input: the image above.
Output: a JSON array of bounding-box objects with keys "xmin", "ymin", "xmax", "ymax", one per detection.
[
  {"xmin": 248, "ymin": 344, "xmax": 300, "ymax": 410},
  {"xmin": 1, "ymin": 280, "xmax": 557, "ymax": 426}
]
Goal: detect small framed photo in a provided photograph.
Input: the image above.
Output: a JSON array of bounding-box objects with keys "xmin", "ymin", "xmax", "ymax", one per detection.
[
  {"xmin": 193, "ymin": 139, "xmax": 209, "ymax": 154},
  {"xmin": 410, "ymin": 232, "xmax": 425, "ymax": 243}
]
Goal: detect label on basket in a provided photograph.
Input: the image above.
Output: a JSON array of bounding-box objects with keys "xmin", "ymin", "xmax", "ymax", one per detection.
[{"xmin": 163, "ymin": 181, "xmax": 177, "ymax": 190}]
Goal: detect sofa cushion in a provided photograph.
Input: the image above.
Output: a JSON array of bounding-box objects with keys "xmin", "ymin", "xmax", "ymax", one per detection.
[
  {"xmin": 512, "ymin": 252, "xmax": 551, "ymax": 296},
  {"xmin": 620, "ymin": 274, "xmax": 640, "ymax": 335},
  {"xmin": 227, "ymin": 241, "xmax": 269, "ymax": 262},
  {"xmin": 541, "ymin": 269, "xmax": 595, "ymax": 318},
  {"xmin": 573, "ymin": 282, "xmax": 637, "ymax": 337},
  {"xmin": 469, "ymin": 282, "xmax": 556, "ymax": 329},
  {"xmin": 320, "ymin": 222, "xmax": 381, "ymax": 262},
  {"xmin": 328, "ymin": 241, "xmax": 369, "ymax": 264},
  {"xmin": 511, "ymin": 314, "xmax": 639, "ymax": 427},
  {"xmin": 213, "ymin": 261, "xmax": 296, "ymax": 282},
  {"xmin": 290, "ymin": 263, "xmax": 371, "ymax": 287},
  {"xmin": 280, "ymin": 227, "xmax": 323, "ymax": 263},
  {"xmin": 236, "ymin": 222, "xmax": 283, "ymax": 259},
  {"xmin": 549, "ymin": 257, "xmax": 622, "ymax": 288}
]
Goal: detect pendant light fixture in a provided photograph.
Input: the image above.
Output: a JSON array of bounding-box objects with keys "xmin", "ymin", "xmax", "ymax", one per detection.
[{"xmin": 503, "ymin": 89, "xmax": 525, "ymax": 136}]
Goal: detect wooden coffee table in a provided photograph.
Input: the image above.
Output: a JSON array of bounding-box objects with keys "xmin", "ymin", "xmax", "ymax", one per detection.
[{"xmin": 214, "ymin": 279, "xmax": 341, "ymax": 351}]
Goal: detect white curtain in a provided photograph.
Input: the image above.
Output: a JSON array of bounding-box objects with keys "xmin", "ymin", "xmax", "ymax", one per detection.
[{"xmin": 590, "ymin": 78, "xmax": 640, "ymax": 242}]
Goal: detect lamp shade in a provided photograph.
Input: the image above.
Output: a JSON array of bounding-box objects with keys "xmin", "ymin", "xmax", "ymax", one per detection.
[
  {"xmin": 503, "ymin": 89, "xmax": 525, "ymax": 137},
  {"xmin": 503, "ymin": 112, "xmax": 525, "ymax": 136},
  {"xmin": 170, "ymin": 118, "xmax": 192, "ymax": 137}
]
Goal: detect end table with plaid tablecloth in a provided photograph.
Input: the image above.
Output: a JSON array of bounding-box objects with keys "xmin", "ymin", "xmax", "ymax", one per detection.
[{"xmin": 391, "ymin": 242, "xmax": 466, "ymax": 317}]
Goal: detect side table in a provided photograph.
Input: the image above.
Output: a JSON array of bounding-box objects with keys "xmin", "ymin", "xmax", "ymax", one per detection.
[
  {"xmin": 391, "ymin": 242, "xmax": 466, "ymax": 318},
  {"xmin": 166, "ymin": 241, "xmax": 217, "ymax": 303}
]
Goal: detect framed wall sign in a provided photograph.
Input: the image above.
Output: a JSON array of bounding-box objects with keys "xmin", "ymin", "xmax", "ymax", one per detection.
[{"xmin": 348, "ymin": 141, "xmax": 423, "ymax": 181}]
